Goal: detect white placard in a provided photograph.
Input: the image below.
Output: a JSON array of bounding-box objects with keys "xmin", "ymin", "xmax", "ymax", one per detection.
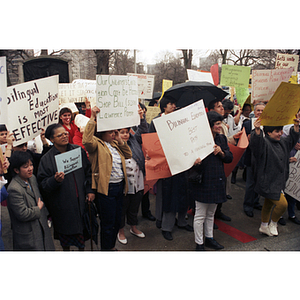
[
  {"xmin": 96, "ymin": 75, "xmax": 140, "ymax": 132},
  {"xmin": 187, "ymin": 69, "xmax": 214, "ymax": 84},
  {"xmin": 127, "ymin": 73, "xmax": 155, "ymax": 99},
  {"xmin": 0, "ymin": 57, "xmax": 7, "ymax": 124},
  {"xmin": 153, "ymin": 100, "xmax": 215, "ymax": 175},
  {"xmin": 275, "ymin": 53, "xmax": 299, "ymax": 76},
  {"xmin": 285, "ymin": 151, "xmax": 300, "ymax": 201},
  {"xmin": 251, "ymin": 68, "xmax": 293, "ymax": 103},
  {"xmin": 55, "ymin": 147, "xmax": 82, "ymax": 175},
  {"xmin": 7, "ymin": 75, "xmax": 59, "ymax": 146}
]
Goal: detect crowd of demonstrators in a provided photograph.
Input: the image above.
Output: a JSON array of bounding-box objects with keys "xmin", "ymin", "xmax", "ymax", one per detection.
[{"xmin": 1, "ymin": 95, "xmax": 300, "ymax": 252}]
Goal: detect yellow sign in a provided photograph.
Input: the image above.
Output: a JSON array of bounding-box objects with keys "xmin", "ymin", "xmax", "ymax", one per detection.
[
  {"xmin": 260, "ymin": 82, "xmax": 300, "ymax": 126},
  {"xmin": 158, "ymin": 79, "xmax": 173, "ymax": 104}
]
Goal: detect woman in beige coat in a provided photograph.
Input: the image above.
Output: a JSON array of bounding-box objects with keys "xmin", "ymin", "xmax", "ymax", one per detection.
[{"xmin": 83, "ymin": 106, "xmax": 132, "ymax": 250}]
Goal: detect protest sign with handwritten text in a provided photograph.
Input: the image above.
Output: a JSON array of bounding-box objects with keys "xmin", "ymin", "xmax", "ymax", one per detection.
[
  {"xmin": 260, "ymin": 82, "xmax": 300, "ymax": 126},
  {"xmin": 275, "ymin": 53, "xmax": 299, "ymax": 76},
  {"xmin": 7, "ymin": 75, "xmax": 59, "ymax": 146},
  {"xmin": 96, "ymin": 75, "xmax": 140, "ymax": 132},
  {"xmin": 251, "ymin": 68, "xmax": 293, "ymax": 104},
  {"xmin": 127, "ymin": 73, "xmax": 155, "ymax": 99},
  {"xmin": 0, "ymin": 57, "xmax": 7, "ymax": 124},
  {"xmin": 55, "ymin": 147, "xmax": 82, "ymax": 175},
  {"xmin": 220, "ymin": 65, "xmax": 251, "ymax": 88},
  {"xmin": 285, "ymin": 151, "xmax": 300, "ymax": 201},
  {"xmin": 153, "ymin": 100, "xmax": 214, "ymax": 175}
]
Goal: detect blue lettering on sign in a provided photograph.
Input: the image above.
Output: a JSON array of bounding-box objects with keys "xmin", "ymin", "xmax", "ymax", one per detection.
[{"xmin": 0, "ymin": 66, "xmax": 4, "ymax": 74}]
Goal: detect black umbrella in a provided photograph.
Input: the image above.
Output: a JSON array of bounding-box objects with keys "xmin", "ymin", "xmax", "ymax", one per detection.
[{"xmin": 163, "ymin": 81, "xmax": 228, "ymax": 109}]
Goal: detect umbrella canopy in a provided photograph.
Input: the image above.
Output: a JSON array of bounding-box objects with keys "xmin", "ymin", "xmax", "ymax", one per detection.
[{"xmin": 163, "ymin": 81, "xmax": 228, "ymax": 109}]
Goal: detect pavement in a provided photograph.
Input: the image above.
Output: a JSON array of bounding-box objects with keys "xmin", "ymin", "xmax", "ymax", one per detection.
[{"xmin": 1, "ymin": 169, "xmax": 300, "ymax": 252}]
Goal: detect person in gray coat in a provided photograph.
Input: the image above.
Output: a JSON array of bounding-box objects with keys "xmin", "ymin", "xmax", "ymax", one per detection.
[
  {"xmin": 7, "ymin": 151, "xmax": 55, "ymax": 251},
  {"xmin": 251, "ymin": 115, "xmax": 300, "ymax": 237}
]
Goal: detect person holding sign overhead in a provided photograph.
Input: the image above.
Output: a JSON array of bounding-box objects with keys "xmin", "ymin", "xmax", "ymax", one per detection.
[
  {"xmin": 82, "ymin": 106, "xmax": 132, "ymax": 251},
  {"xmin": 37, "ymin": 123, "xmax": 95, "ymax": 251},
  {"xmin": 250, "ymin": 114, "xmax": 300, "ymax": 237}
]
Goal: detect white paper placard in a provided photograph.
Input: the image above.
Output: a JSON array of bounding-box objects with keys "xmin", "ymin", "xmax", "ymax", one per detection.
[
  {"xmin": 153, "ymin": 100, "xmax": 215, "ymax": 175},
  {"xmin": 55, "ymin": 147, "xmax": 82, "ymax": 175},
  {"xmin": 285, "ymin": 151, "xmax": 300, "ymax": 201}
]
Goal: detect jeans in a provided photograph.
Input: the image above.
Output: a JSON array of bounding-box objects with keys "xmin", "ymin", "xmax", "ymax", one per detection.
[
  {"xmin": 194, "ymin": 201, "xmax": 217, "ymax": 245},
  {"xmin": 95, "ymin": 181, "xmax": 124, "ymax": 250}
]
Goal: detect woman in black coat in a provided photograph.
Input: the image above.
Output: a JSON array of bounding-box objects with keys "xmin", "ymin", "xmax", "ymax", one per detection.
[
  {"xmin": 189, "ymin": 111, "xmax": 233, "ymax": 251},
  {"xmin": 37, "ymin": 124, "xmax": 95, "ymax": 251}
]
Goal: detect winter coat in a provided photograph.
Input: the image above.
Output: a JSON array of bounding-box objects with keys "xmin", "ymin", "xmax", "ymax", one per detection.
[
  {"xmin": 7, "ymin": 175, "xmax": 55, "ymax": 250},
  {"xmin": 188, "ymin": 133, "xmax": 233, "ymax": 204},
  {"xmin": 250, "ymin": 126, "xmax": 300, "ymax": 200},
  {"xmin": 37, "ymin": 144, "xmax": 93, "ymax": 236}
]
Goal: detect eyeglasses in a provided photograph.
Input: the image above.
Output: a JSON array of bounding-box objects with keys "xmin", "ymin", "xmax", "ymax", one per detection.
[{"xmin": 54, "ymin": 132, "xmax": 69, "ymax": 138}]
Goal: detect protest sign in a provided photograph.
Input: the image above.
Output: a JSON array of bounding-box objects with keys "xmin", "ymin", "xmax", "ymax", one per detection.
[
  {"xmin": 7, "ymin": 75, "xmax": 59, "ymax": 146},
  {"xmin": 158, "ymin": 79, "xmax": 173, "ymax": 102},
  {"xmin": 95, "ymin": 75, "xmax": 140, "ymax": 132},
  {"xmin": 145, "ymin": 106, "xmax": 161, "ymax": 124},
  {"xmin": 127, "ymin": 73, "xmax": 155, "ymax": 99},
  {"xmin": 285, "ymin": 151, "xmax": 300, "ymax": 201},
  {"xmin": 220, "ymin": 65, "xmax": 251, "ymax": 88},
  {"xmin": 187, "ymin": 69, "xmax": 214, "ymax": 84},
  {"xmin": 275, "ymin": 53, "xmax": 299, "ymax": 76},
  {"xmin": 224, "ymin": 128, "xmax": 249, "ymax": 177},
  {"xmin": 251, "ymin": 68, "xmax": 293, "ymax": 104},
  {"xmin": 235, "ymin": 87, "xmax": 249, "ymax": 106},
  {"xmin": 0, "ymin": 57, "xmax": 7, "ymax": 124},
  {"xmin": 260, "ymin": 82, "xmax": 300, "ymax": 126},
  {"xmin": 153, "ymin": 100, "xmax": 214, "ymax": 176},
  {"xmin": 298, "ymin": 72, "xmax": 300, "ymax": 84},
  {"xmin": 141, "ymin": 132, "xmax": 172, "ymax": 181},
  {"xmin": 59, "ymin": 79, "xmax": 96, "ymax": 106},
  {"xmin": 55, "ymin": 147, "xmax": 82, "ymax": 175},
  {"xmin": 210, "ymin": 63, "xmax": 219, "ymax": 85}
]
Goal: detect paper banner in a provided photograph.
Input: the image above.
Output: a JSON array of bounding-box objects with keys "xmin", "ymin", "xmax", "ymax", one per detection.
[
  {"xmin": 285, "ymin": 151, "xmax": 300, "ymax": 201},
  {"xmin": 275, "ymin": 53, "xmax": 299, "ymax": 76},
  {"xmin": 0, "ymin": 57, "xmax": 7, "ymax": 124},
  {"xmin": 141, "ymin": 132, "xmax": 172, "ymax": 181},
  {"xmin": 251, "ymin": 68, "xmax": 293, "ymax": 104},
  {"xmin": 127, "ymin": 73, "xmax": 155, "ymax": 99},
  {"xmin": 260, "ymin": 82, "xmax": 300, "ymax": 126},
  {"xmin": 95, "ymin": 75, "xmax": 140, "ymax": 132},
  {"xmin": 220, "ymin": 65, "xmax": 251, "ymax": 88},
  {"xmin": 224, "ymin": 127, "xmax": 249, "ymax": 177},
  {"xmin": 7, "ymin": 75, "xmax": 59, "ymax": 146},
  {"xmin": 153, "ymin": 100, "xmax": 214, "ymax": 176},
  {"xmin": 55, "ymin": 147, "xmax": 82, "ymax": 175}
]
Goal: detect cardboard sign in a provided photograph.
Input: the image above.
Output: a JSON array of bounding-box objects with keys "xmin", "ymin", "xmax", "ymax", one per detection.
[
  {"xmin": 187, "ymin": 69, "xmax": 214, "ymax": 84},
  {"xmin": 55, "ymin": 147, "xmax": 82, "ymax": 175},
  {"xmin": 0, "ymin": 57, "xmax": 7, "ymax": 124},
  {"xmin": 220, "ymin": 65, "xmax": 251, "ymax": 88},
  {"xmin": 7, "ymin": 75, "xmax": 59, "ymax": 146},
  {"xmin": 224, "ymin": 128, "xmax": 249, "ymax": 177},
  {"xmin": 153, "ymin": 100, "xmax": 214, "ymax": 176},
  {"xmin": 251, "ymin": 68, "xmax": 293, "ymax": 104},
  {"xmin": 285, "ymin": 151, "xmax": 300, "ymax": 201},
  {"xmin": 260, "ymin": 82, "xmax": 300, "ymax": 126},
  {"xmin": 142, "ymin": 132, "xmax": 172, "ymax": 181},
  {"xmin": 95, "ymin": 75, "xmax": 140, "ymax": 132},
  {"xmin": 275, "ymin": 53, "xmax": 299, "ymax": 76},
  {"xmin": 127, "ymin": 73, "xmax": 155, "ymax": 99},
  {"xmin": 145, "ymin": 106, "xmax": 161, "ymax": 124}
]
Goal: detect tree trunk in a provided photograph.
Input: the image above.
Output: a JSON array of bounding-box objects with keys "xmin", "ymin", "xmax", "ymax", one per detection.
[
  {"xmin": 181, "ymin": 49, "xmax": 193, "ymax": 80},
  {"xmin": 95, "ymin": 50, "xmax": 110, "ymax": 74}
]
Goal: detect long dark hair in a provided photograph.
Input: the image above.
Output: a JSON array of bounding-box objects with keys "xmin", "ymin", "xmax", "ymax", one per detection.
[{"xmin": 59, "ymin": 107, "xmax": 73, "ymax": 125}]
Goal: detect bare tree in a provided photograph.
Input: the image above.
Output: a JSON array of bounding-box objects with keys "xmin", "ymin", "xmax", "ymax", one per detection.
[
  {"xmin": 94, "ymin": 50, "xmax": 112, "ymax": 74},
  {"xmin": 181, "ymin": 49, "xmax": 193, "ymax": 80}
]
